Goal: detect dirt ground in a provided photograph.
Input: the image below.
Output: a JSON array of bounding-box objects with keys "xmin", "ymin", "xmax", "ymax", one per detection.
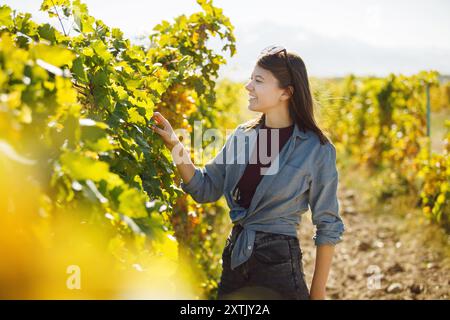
[{"xmin": 297, "ymin": 184, "xmax": 450, "ymax": 300}]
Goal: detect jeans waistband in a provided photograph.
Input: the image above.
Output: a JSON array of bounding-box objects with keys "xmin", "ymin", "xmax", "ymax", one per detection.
[{"xmin": 230, "ymin": 223, "xmax": 298, "ymax": 244}]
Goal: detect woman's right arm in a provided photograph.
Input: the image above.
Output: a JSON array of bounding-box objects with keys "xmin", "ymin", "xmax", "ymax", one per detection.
[
  {"xmin": 150, "ymin": 112, "xmax": 196, "ymax": 185},
  {"xmin": 150, "ymin": 112, "xmax": 234, "ymax": 203}
]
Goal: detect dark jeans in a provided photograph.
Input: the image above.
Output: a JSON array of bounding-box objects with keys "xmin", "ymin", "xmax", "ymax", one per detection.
[{"xmin": 217, "ymin": 224, "xmax": 310, "ymax": 300}]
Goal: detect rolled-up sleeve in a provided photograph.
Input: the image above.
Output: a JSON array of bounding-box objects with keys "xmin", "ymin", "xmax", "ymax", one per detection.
[
  {"xmin": 180, "ymin": 126, "xmax": 238, "ymax": 203},
  {"xmin": 308, "ymin": 143, "xmax": 345, "ymax": 246}
]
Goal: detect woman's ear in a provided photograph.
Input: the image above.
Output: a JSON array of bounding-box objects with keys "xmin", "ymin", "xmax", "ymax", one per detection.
[
  {"xmin": 281, "ymin": 86, "xmax": 294, "ymax": 100},
  {"xmin": 288, "ymin": 85, "xmax": 294, "ymax": 96}
]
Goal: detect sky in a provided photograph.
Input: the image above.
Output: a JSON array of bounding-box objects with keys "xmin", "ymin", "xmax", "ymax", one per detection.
[{"xmin": 4, "ymin": 0, "xmax": 450, "ymax": 80}]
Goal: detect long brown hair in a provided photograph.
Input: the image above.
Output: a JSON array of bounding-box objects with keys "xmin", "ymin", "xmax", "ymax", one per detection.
[{"xmin": 243, "ymin": 50, "xmax": 330, "ymax": 145}]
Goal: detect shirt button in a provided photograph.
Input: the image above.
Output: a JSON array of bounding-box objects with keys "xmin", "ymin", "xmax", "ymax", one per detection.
[{"xmin": 247, "ymin": 245, "xmax": 252, "ymax": 250}]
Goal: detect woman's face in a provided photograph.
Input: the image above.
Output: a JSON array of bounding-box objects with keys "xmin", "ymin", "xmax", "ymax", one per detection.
[{"xmin": 245, "ymin": 64, "xmax": 289, "ymax": 113}]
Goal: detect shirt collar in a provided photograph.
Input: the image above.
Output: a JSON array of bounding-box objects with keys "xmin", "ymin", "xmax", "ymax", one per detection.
[
  {"xmin": 256, "ymin": 120, "xmax": 309, "ymax": 140},
  {"xmin": 293, "ymin": 122, "xmax": 310, "ymax": 140}
]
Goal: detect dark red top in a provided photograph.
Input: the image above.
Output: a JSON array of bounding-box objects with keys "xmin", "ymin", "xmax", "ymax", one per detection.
[{"xmin": 233, "ymin": 121, "xmax": 295, "ymax": 209}]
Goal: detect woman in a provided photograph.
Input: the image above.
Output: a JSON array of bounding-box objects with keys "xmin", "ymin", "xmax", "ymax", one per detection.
[{"xmin": 150, "ymin": 45, "xmax": 345, "ymax": 300}]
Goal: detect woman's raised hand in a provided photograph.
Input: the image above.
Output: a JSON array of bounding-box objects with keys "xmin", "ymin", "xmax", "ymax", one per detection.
[
  {"xmin": 150, "ymin": 112, "xmax": 195, "ymax": 182},
  {"xmin": 150, "ymin": 112, "xmax": 180, "ymax": 150}
]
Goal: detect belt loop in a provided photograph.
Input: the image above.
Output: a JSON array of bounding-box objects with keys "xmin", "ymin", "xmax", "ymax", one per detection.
[{"xmin": 231, "ymin": 223, "xmax": 243, "ymax": 243}]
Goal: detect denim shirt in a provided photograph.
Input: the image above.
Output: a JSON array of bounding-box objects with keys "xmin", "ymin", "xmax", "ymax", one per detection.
[{"xmin": 180, "ymin": 121, "xmax": 345, "ymax": 270}]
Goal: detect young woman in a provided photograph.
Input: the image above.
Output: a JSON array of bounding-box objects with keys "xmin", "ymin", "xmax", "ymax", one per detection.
[{"xmin": 150, "ymin": 45, "xmax": 345, "ymax": 300}]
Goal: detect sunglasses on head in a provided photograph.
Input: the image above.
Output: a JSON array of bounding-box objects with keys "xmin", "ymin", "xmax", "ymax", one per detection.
[
  {"xmin": 260, "ymin": 45, "xmax": 286, "ymax": 56},
  {"xmin": 259, "ymin": 45, "xmax": 294, "ymax": 85}
]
